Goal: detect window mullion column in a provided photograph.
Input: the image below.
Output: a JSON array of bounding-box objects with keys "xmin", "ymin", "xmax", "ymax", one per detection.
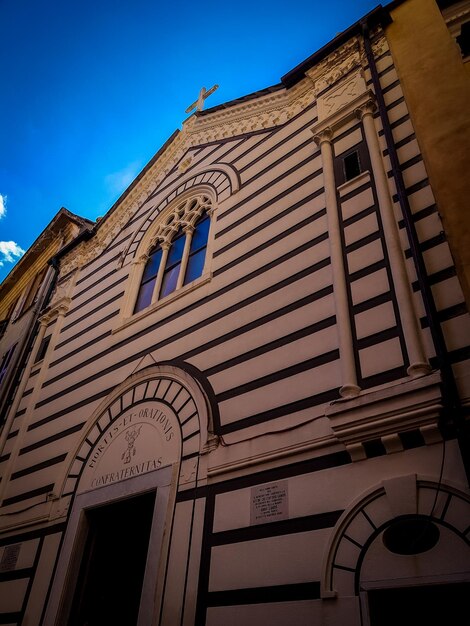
[
  {"xmin": 176, "ymin": 226, "xmax": 194, "ymax": 290},
  {"xmin": 152, "ymin": 242, "xmax": 170, "ymax": 303}
]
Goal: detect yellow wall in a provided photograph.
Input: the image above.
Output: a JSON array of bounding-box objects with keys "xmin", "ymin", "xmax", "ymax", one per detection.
[{"xmin": 387, "ymin": 0, "xmax": 470, "ymax": 307}]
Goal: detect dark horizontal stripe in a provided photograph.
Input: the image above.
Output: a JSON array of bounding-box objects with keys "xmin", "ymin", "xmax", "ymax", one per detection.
[
  {"xmin": 238, "ymin": 110, "xmax": 317, "ymax": 175},
  {"xmin": 445, "ymin": 345, "xmax": 470, "ymax": 365},
  {"xmin": 214, "ymin": 190, "xmax": 325, "ymax": 259},
  {"xmin": 0, "ymin": 522, "xmax": 66, "ymax": 547},
  {"xmin": 215, "ymin": 349, "xmax": 339, "ymax": 403},
  {"xmin": 340, "ymin": 181, "xmax": 371, "ymax": 204},
  {"xmin": 43, "ymin": 245, "xmax": 332, "ymax": 397},
  {"xmin": 21, "ymin": 422, "xmax": 84, "ymax": 453},
  {"xmin": 211, "ymin": 510, "xmax": 342, "ymax": 546},
  {"xmin": 56, "ymin": 310, "xmax": 119, "ymax": 350},
  {"xmin": 35, "ymin": 264, "xmax": 333, "ymax": 425},
  {"xmin": 74, "ymin": 266, "xmax": 123, "ymax": 300},
  {"xmin": 206, "ymin": 581, "xmax": 320, "ymax": 607},
  {"xmin": 76, "ymin": 251, "xmax": 122, "ymax": 287},
  {"xmin": 437, "ymin": 301, "xmax": 468, "ymax": 321},
  {"xmin": 204, "ymin": 315, "xmax": 336, "ymax": 377},
  {"xmin": 361, "ymin": 366, "xmax": 407, "ymax": 389},
  {"xmin": 345, "ymin": 230, "xmax": 380, "ymax": 254},
  {"xmin": 0, "ymin": 612, "xmax": 22, "ymax": 624},
  {"xmin": 10, "ymin": 453, "xmax": 67, "ymax": 480},
  {"xmin": 177, "ymin": 450, "xmax": 350, "ymax": 502},
  {"xmin": 182, "ymin": 431, "xmax": 198, "ymax": 444},
  {"xmin": 382, "ymin": 78, "xmax": 400, "ymax": 94},
  {"xmin": 2, "ymin": 483, "xmax": 54, "ymax": 507},
  {"xmin": 65, "ymin": 275, "xmax": 127, "ymax": 317},
  {"xmin": 357, "ymin": 326, "xmax": 398, "ymax": 350},
  {"xmin": 0, "ymin": 566, "xmax": 33, "ymax": 582},
  {"xmin": 216, "ymin": 224, "xmax": 328, "ymax": 278},
  {"xmin": 101, "ymin": 231, "xmax": 134, "ymax": 257},
  {"xmin": 60, "ymin": 291, "xmax": 123, "ymax": 335},
  {"xmin": 15, "ymin": 409, "xmax": 26, "ymax": 418},
  {"xmin": 393, "ymin": 177, "xmax": 429, "ymax": 203},
  {"xmin": 7, "ymin": 429, "xmax": 18, "ymax": 439},
  {"xmin": 242, "ymin": 136, "xmax": 313, "ymax": 186},
  {"xmin": 412, "ymin": 266, "xmax": 456, "ymax": 292},
  {"xmin": 349, "ymin": 259, "xmax": 386, "ymax": 283},
  {"xmin": 216, "ymin": 162, "xmax": 322, "ymax": 234},
  {"xmin": 22, "ymin": 388, "xmax": 33, "ymax": 397},
  {"xmin": 398, "ymin": 203, "xmax": 437, "ymax": 229},
  {"xmin": 419, "ymin": 232, "xmax": 446, "ymax": 251},
  {"xmin": 0, "ymin": 453, "xmax": 10, "ymax": 463},
  {"xmin": 399, "ymin": 152, "xmax": 423, "ymax": 172},
  {"xmin": 405, "ymin": 233, "xmax": 446, "ymax": 259},
  {"xmin": 180, "ymin": 286, "xmax": 334, "ymax": 364},
  {"xmin": 352, "ymin": 291, "xmax": 391, "ymax": 315},
  {"xmin": 219, "ymin": 387, "xmax": 340, "ymax": 435},
  {"xmin": 377, "ymin": 63, "xmax": 395, "ymax": 79},
  {"xmin": 386, "ymin": 95, "xmax": 405, "ymax": 111},
  {"xmin": 52, "ymin": 329, "xmax": 114, "ymax": 368},
  {"xmin": 332, "ymin": 122, "xmax": 361, "ymax": 145},
  {"xmin": 383, "ymin": 132, "xmax": 417, "ymax": 156},
  {"xmin": 389, "ymin": 113, "xmax": 410, "ymax": 131},
  {"xmin": 342, "ymin": 204, "xmax": 376, "ymax": 228},
  {"xmin": 395, "ymin": 132, "xmax": 416, "ymax": 150}
]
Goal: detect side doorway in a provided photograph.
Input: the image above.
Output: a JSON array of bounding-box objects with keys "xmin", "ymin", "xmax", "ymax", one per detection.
[
  {"xmin": 367, "ymin": 582, "xmax": 470, "ymax": 626},
  {"xmin": 44, "ymin": 465, "xmax": 174, "ymax": 626},
  {"xmin": 69, "ymin": 491, "xmax": 156, "ymax": 626}
]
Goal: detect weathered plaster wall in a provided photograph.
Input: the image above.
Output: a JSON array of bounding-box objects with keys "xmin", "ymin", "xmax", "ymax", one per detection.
[{"xmin": 387, "ymin": 0, "xmax": 470, "ymax": 307}]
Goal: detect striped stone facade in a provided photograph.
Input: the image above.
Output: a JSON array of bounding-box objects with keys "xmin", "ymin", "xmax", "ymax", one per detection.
[{"xmin": 0, "ymin": 3, "xmax": 469, "ymax": 625}]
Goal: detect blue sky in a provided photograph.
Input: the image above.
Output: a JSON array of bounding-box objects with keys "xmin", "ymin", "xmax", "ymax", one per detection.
[{"xmin": 0, "ymin": 0, "xmax": 380, "ymax": 282}]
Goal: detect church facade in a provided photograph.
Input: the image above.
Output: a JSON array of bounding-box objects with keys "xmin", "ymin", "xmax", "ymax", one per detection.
[{"xmin": 0, "ymin": 1, "xmax": 469, "ymax": 624}]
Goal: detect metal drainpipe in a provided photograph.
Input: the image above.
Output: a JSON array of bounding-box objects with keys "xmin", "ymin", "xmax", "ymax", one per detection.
[{"xmin": 361, "ymin": 20, "xmax": 470, "ymax": 485}]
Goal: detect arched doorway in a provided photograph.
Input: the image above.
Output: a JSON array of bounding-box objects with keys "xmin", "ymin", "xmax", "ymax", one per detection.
[
  {"xmin": 44, "ymin": 364, "xmax": 213, "ymax": 626},
  {"xmin": 321, "ymin": 476, "xmax": 470, "ymax": 626}
]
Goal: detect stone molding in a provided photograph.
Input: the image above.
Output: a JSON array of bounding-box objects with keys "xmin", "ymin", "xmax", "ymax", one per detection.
[{"xmin": 325, "ymin": 372, "xmax": 443, "ymax": 461}]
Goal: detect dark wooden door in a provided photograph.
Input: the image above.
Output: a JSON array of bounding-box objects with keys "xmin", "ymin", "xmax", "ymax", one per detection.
[{"xmin": 69, "ymin": 491, "xmax": 156, "ymax": 626}]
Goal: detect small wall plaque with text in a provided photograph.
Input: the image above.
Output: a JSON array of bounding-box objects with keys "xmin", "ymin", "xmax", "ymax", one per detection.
[{"xmin": 250, "ymin": 481, "xmax": 288, "ymax": 525}]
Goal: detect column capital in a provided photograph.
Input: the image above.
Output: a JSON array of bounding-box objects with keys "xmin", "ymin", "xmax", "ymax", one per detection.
[
  {"xmin": 354, "ymin": 97, "xmax": 377, "ymax": 121},
  {"xmin": 183, "ymin": 223, "xmax": 195, "ymax": 235},
  {"xmin": 135, "ymin": 252, "xmax": 149, "ymax": 266},
  {"xmin": 313, "ymin": 126, "xmax": 334, "ymax": 146}
]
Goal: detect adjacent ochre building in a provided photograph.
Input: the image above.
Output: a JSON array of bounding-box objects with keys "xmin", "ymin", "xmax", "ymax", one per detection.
[{"xmin": 0, "ymin": 2, "xmax": 469, "ymax": 625}]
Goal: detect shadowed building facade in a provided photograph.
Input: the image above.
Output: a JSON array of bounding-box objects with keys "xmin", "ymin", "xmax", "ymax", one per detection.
[{"xmin": 0, "ymin": 1, "xmax": 469, "ymax": 624}]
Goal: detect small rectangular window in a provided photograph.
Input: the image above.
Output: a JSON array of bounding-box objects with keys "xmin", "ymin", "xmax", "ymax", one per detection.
[
  {"xmin": 35, "ymin": 335, "xmax": 51, "ymax": 363},
  {"xmin": 343, "ymin": 150, "xmax": 361, "ymax": 181}
]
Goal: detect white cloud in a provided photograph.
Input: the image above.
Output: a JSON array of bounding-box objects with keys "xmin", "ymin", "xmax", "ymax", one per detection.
[
  {"xmin": 0, "ymin": 194, "xmax": 6, "ymax": 219},
  {"xmin": 105, "ymin": 161, "xmax": 141, "ymax": 197},
  {"xmin": 0, "ymin": 241, "xmax": 25, "ymax": 267}
]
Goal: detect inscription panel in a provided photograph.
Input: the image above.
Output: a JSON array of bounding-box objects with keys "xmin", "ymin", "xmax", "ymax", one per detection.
[
  {"xmin": 79, "ymin": 401, "xmax": 180, "ymax": 493},
  {"xmin": 250, "ymin": 481, "xmax": 289, "ymax": 525}
]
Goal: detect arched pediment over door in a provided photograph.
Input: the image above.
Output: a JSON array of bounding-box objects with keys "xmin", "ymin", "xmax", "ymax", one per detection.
[{"xmin": 45, "ymin": 364, "xmax": 215, "ymax": 626}]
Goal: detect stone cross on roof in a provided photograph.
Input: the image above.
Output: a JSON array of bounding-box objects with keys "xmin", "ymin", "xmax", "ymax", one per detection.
[{"xmin": 185, "ymin": 85, "xmax": 219, "ymax": 114}]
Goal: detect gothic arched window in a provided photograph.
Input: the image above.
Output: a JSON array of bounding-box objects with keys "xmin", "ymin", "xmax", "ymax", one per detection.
[{"xmin": 134, "ymin": 195, "xmax": 212, "ymax": 314}]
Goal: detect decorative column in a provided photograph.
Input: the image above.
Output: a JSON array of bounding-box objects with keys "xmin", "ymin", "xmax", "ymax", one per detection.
[
  {"xmin": 313, "ymin": 128, "xmax": 360, "ymax": 398},
  {"xmin": 176, "ymin": 225, "xmax": 194, "ymax": 290},
  {"xmin": 356, "ymin": 99, "xmax": 431, "ymax": 378},
  {"xmin": 151, "ymin": 241, "xmax": 170, "ymax": 303}
]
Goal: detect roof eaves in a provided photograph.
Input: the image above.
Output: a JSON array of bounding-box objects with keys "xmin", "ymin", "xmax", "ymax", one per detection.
[{"xmin": 281, "ymin": 5, "xmax": 391, "ymax": 88}]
